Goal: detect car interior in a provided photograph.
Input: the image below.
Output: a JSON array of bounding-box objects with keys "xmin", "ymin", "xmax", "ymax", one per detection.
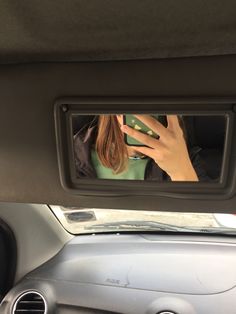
[{"xmin": 1, "ymin": 1, "xmax": 236, "ymax": 313}]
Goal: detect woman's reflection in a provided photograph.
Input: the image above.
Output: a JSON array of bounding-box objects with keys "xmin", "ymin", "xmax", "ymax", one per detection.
[{"xmin": 73, "ymin": 115, "xmax": 208, "ymax": 181}]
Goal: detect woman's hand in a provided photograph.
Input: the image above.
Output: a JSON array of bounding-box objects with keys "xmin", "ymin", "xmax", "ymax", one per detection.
[{"xmin": 120, "ymin": 115, "xmax": 199, "ymax": 181}]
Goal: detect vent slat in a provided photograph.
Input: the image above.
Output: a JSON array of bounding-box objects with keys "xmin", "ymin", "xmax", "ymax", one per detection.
[
  {"xmin": 18, "ymin": 301, "xmax": 44, "ymax": 304},
  {"xmin": 15, "ymin": 311, "xmax": 44, "ymax": 312},
  {"xmin": 13, "ymin": 292, "xmax": 46, "ymax": 314}
]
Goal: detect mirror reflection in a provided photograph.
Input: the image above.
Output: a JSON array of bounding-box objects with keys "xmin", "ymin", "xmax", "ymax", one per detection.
[{"xmin": 72, "ymin": 114, "xmax": 226, "ymax": 182}]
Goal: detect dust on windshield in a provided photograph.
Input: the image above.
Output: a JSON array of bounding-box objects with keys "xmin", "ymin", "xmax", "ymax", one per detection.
[{"xmin": 50, "ymin": 206, "xmax": 236, "ymax": 235}]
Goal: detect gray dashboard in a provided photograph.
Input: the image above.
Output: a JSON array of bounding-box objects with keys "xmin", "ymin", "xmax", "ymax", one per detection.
[{"xmin": 1, "ymin": 233, "xmax": 236, "ymax": 313}]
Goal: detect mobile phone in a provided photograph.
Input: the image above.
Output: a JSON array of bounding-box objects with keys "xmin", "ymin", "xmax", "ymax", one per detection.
[{"xmin": 123, "ymin": 114, "xmax": 167, "ymax": 146}]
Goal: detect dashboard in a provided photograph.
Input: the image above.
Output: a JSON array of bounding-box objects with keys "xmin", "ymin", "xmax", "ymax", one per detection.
[{"xmin": 1, "ymin": 233, "xmax": 236, "ymax": 314}]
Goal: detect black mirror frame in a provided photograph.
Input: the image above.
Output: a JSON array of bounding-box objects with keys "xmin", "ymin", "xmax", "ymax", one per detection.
[{"xmin": 54, "ymin": 97, "xmax": 236, "ymax": 201}]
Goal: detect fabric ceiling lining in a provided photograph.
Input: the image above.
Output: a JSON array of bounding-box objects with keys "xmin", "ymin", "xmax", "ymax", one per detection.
[{"xmin": 1, "ymin": 0, "xmax": 236, "ymax": 64}]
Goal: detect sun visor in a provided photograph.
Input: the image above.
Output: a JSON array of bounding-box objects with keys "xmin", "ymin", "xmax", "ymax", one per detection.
[
  {"xmin": 1, "ymin": 0, "xmax": 236, "ymax": 64},
  {"xmin": 0, "ymin": 57, "xmax": 236, "ymax": 213}
]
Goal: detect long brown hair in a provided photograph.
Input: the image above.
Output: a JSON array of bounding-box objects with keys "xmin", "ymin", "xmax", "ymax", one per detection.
[{"xmin": 96, "ymin": 115, "xmax": 128, "ymax": 174}]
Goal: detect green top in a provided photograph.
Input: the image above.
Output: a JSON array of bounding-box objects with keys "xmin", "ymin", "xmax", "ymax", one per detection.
[{"xmin": 91, "ymin": 150, "xmax": 149, "ymax": 180}]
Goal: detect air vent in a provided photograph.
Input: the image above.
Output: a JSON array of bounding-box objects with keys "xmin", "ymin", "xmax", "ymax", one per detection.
[{"xmin": 13, "ymin": 291, "xmax": 46, "ymax": 313}]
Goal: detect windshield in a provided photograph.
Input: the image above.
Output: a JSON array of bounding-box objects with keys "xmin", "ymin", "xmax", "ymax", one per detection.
[{"xmin": 50, "ymin": 206, "xmax": 236, "ymax": 235}]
